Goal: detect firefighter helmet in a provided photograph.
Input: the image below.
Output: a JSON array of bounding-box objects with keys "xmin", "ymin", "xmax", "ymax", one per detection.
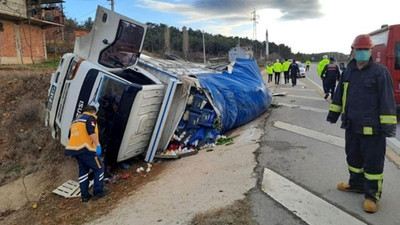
[{"xmin": 352, "ymin": 34, "xmax": 374, "ymax": 49}]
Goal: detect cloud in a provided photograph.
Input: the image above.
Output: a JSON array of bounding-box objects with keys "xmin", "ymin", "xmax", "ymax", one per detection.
[
  {"xmin": 136, "ymin": 0, "xmax": 323, "ymax": 39},
  {"xmin": 138, "ymin": 0, "xmax": 323, "ymax": 22}
]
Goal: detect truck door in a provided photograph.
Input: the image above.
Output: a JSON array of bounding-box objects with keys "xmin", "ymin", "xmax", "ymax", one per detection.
[{"xmin": 74, "ymin": 6, "xmax": 146, "ymax": 69}]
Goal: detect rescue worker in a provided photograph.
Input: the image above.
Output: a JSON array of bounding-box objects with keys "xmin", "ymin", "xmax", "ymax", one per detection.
[
  {"xmin": 326, "ymin": 34, "xmax": 397, "ymax": 213},
  {"xmin": 273, "ymin": 59, "xmax": 283, "ymax": 85},
  {"xmin": 305, "ymin": 59, "xmax": 311, "ymax": 71},
  {"xmin": 288, "ymin": 59, "xmax": 300, "ymax": 87},
  {"xmin": 266, "ymin": 62, "xmax": 274, "ymax": 83},
  {"xmin": 317, "ymin": 55, "xmax": 330, "ymax": 78},
  {"xmin": 321, "ymin": 57, "xmax": 341, "ymax": 99},
  {"xmin": 282, "ymin": 59, "xmax": 291, "ymax": 84},
  {"xmin": 65, "ymin": 105, "xmax": 111, "ymax": 202}
]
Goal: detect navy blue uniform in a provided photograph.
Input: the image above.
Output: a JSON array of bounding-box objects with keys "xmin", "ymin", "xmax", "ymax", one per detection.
[
  {"xmin": 321, "ymin": 63, "xmax": 340, "ymax": 99},
  {"xmin": 288, "ymin": 62, "xmax": 300, "ymax": 86},
  {"xmin": 65, "ymin": 113, "xmax": 104, "ymax": 200},
  {"xmin": 327, "ymin": 58, "xmax": 397, "ymax": 202}
]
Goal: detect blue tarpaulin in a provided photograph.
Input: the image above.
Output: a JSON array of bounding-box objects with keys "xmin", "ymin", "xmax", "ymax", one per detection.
[{"xmin": 196, "ymin": 58, "xmax": 272, "ymax": 133}]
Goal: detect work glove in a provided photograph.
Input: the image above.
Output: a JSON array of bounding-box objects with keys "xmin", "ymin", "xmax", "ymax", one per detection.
[
  {"xmin": 96, "ymin": 145, "xmax": 102, "ymax": 156},
  {"xmin": 381, "ymin": 124, "xmax": 396, "ymax": 137}
]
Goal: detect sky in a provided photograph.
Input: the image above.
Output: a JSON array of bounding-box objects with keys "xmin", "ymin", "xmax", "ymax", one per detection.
[{"xmin": 64, "ymin": 0, "xmax": 400, "ymax": 54}]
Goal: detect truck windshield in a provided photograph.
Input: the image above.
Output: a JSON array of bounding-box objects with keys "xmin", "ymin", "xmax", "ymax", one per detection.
[
  {"xmin": 99, "ymin": 20, "xmax": 145, "ymax": 68},
  {"xmin": 96, "ymin": 76, "xmax": 126, "ymax": 150}
]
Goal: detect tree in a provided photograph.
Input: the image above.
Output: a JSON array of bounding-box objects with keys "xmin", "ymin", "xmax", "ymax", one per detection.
[{"xmin": 82, "ymin": 17, "xmax": 94, "ymax": 31}]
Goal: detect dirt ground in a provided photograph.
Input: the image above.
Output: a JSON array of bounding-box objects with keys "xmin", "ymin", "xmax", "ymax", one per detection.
[{"xmin": 0, "ymin": 67, "xmax": 258, "ymax": 225}]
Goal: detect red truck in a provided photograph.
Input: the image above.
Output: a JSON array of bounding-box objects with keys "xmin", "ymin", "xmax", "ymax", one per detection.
[{"xmin": 369, "ymin": 24, "xmax": 400, "ymax": 110}]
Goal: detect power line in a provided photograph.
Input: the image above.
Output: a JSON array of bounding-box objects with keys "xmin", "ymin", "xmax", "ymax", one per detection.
[{"xmin": 250, "ymin": 9, "xmax": 259, "ymax": 41}]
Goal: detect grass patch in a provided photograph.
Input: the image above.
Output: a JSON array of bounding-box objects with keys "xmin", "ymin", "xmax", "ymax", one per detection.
[
  {"xmin": 0, "ymin": 59, "xmax": 60, "ymax": 71},
  {"xmin": 191, "ymin": 198, "xmax": 256, "ymax": 225},
  {"xmin": 8, "ymin": 165, "xmax": 25, "ymax": 174}
]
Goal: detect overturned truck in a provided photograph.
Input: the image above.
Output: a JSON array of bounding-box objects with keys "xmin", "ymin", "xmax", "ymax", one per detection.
[{"xmin": 45, "ymin": 6, "xmax": 272, "ymax": 166}]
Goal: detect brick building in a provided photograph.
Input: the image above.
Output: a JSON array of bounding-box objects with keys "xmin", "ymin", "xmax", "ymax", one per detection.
[{"xmin": 0, "ymin": 0, "xmax": 63, "ymax": 64}]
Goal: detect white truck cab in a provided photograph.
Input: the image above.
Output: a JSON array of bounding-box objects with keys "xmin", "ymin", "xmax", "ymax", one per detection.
[{"xmin": 45, "ymin": 6, "xmax": 167, "ymax": 165}]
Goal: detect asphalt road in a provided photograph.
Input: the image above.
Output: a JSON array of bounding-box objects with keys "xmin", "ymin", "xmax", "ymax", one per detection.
[{"xmin": 251, "ymin": 66, "xmax": 400, "ymax": 225}]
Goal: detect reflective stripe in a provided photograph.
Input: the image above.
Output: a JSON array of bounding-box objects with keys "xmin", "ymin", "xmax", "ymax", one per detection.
[
  {"xmin": 79, "ymin": 173, "xmax": 88, "ymax": 181},
  {"xmin": 376, "ymin": 178, "xmax": 383, "ymax": 200},
  {"xmin": 380, "ymin": 115, "xmax": 397, "ymax": 124},
  {"xmin": 79, "ymin": 177, "xmax": 88, "ymax": 183},
  {"xmin": 363, "ymin": 127, "xmax": 373, "ymax": 135},
  {"xmin": 348, "ymin": 165, "xmax": 363, "ymax": 173},
  {"xmin": 364, "ymin": 172, "xmax": 383, "ymax": 180},
  {"xmin": 329, "ymin": 104, "xmax": 342, "ymax": 113},
  {"xmin": 342, "ymin": 82, "xmax": 349, "ymax": 113}
]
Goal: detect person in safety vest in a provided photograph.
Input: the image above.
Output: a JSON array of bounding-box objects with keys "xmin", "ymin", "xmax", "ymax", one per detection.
[
  {"xmin": 317, "ymin": 55, "xmax": 330, "ymax": 78},
  {"xmin": 65, "ymin": 105, "xmax": 111, "ymax": 202},
  {"xmin": 305, "ymin": 59, "xmax": 311, "ymax": 71},
  {"xmin": 321, "ymin": 57, "xmax": 341, "ymax": 99},
  {"xmin": 273, "ymin": 59, "xmax": 283, "ymax": 85},
  {"xmin": 288, "ymin": 59, "xmax": 300, "ymax": 87},
  {"xmin": 282, "ymin": 59, "xmax": 291, "ymax": 84},
  {"xmin": 266, "ymin": 62, "xmax": 274, "ymax": 83},
  {"xmin": 327, "ymin": 34, "xmax": 397, "ymax": 213}
]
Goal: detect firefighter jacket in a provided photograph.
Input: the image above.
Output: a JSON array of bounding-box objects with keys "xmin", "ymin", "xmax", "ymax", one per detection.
[
  {"xmin": 273, "ymin": 62, "xmax": 283, "ymax": 73},
  {"xmin": 282, "ymin": 61, "xmax": 291, "ymax": 72},
  {"xmin": 65, "ymin": 112, "xmax": 99, "ymax": 155},
  {"xmin": 317, "ymin": 58, "xmax": 330, "ymax": 77},
  {"xmin": 266, "ymin": 65, "xmax": 274, "ymax": 74},
  {"xmin": 327, "ymin": 58, "xmax": 397, "ymax": 136},
  {"xmin": 321, "ymin": 63, "xmax": 340, "ymax": 80}
]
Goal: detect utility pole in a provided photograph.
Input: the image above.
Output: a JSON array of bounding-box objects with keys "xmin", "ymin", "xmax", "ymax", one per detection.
[
  {"xmin": 202, "ymin": 31, "xmax": 206, "ymax": 64},
  {"xmin": 250, "ymin": 9, "xmax": 259, "ymax": 59},
  {"xmin": 108, "ymin": 0, "xmax": 114, "ymax": 11}
]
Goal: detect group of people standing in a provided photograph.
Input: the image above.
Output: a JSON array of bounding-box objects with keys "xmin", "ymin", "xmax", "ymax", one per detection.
[{"xmin": 266, "ymin": 59, "xmax": 301, "ymax": 87}]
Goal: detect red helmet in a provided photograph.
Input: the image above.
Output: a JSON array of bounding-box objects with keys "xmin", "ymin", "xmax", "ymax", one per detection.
[{"xmin": 352, "ymin": 34, "xmax": 374, "ymax": 49}]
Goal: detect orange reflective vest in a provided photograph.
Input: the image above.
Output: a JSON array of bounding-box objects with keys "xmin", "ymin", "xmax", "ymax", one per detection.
[{"xmin": 65, "ymin": 112, "xmax": 98, "ymax": 154}]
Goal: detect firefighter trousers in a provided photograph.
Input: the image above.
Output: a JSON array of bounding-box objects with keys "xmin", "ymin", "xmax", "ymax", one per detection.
[
  {"xmin": 75, "ymin": 153, "xmax": 105, "ymax": 199},
  {"xmin": 345, "ymin": 130, "xmax": 386, "ymax": 201}
]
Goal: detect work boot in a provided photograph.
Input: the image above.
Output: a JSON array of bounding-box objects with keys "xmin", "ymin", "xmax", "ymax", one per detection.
[
  {"xmin": 363, "ymin": 199, "xmax": 378, "ymax": 213},
  {"xmin": 337, "ymin": 183, "xmax": 363, "ymax": 193},
  {"xmin": 81, "ymin": 194, "xmax": 92, "ymax": 203},
  {"xmin": 92, "ymin": 189, "xmax": 111, "ymax": 200},
  {"xmin": 324, "ymin": 93, "xmax": 329, "ymax": 99}
]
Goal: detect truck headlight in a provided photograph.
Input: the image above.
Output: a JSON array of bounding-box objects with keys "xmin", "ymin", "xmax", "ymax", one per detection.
[{"xmin": 66, "ymin": 57, "xmax": 83, "ymax": 80}]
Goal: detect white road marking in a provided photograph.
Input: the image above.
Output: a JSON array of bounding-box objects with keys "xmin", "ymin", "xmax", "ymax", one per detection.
[
  {"xmin": 274, "ymin": 121, "xmax": 400, "ymax": 168},
  {"xmin": 274, "ymin": 121, "xmax": 344, "ymax": 147},
  {"xmin": 278, "ymin": 103, "xmax": 327, "ymax": 113},
  {"xmin": 387, "ymin": 138, "xmax": 400, "ymax": 155},
  {"xmin": 262, "ymin": 168, "xmax": 366, "ymax": 225},
  {"xmin": 279, "ymin": 87, "xmax": 315, "ymax": 92},
  {"xmin": 286, "ymin": 94, "xmax": 326, "ymax": 101},
  {"xmin": 306, "ymin": 76, "xmax": 323, "ymax": 91}
]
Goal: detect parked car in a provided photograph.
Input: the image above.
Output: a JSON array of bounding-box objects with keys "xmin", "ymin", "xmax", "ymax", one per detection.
[{"xmin": 297, "ymin": 63, "xmax": 306, "ymax": 78}]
